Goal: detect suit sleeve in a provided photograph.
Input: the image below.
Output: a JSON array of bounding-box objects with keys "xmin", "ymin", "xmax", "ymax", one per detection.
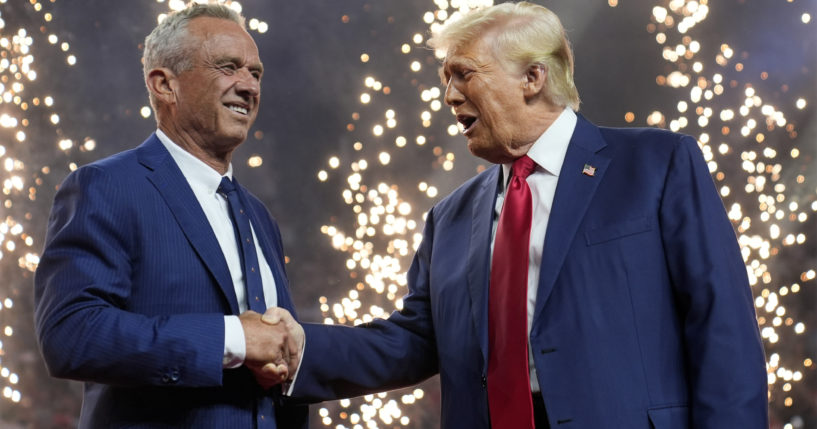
[
  {"xmin": 290, "ymin": 208, "xmax": 440, "ymax": 402},
  {"xmin": 34, "ymin": 165, "xmax": 225, "ymax": 387},
  {"xmin": 659, "ymin": 136, "xmax": 768, "ymax": 426}
]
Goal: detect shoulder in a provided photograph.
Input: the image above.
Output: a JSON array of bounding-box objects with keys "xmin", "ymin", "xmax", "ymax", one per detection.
[
  {"xmin": 64, "ymin": 141, "xmax": 149, "ymax": 187},
  {"xmin": 597, "ymin": 124, "xmax": 696, "ymax": 152},
  {"xmin": 53, "ymin": 139, "xmax": 167, "ymax": 216},
  {"xmin": 584, "ymin": 118, "xmax": 701, "ymax": 168},
  {"xmin": 429, "ymin": 165, "xmax": 498, "ymax": 219}
]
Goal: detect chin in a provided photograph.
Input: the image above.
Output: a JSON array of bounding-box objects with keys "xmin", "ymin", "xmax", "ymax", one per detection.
[
  {"xmin": 467, "ymin": 140, "xmax": 504, "ymax": 164},
  {"xmin": 223, "ymin": 128, "xmax": 249, "ymax": 142}
]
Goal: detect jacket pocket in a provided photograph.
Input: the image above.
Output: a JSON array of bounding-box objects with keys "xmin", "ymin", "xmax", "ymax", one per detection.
[
  {"xmin": 585, "ymin": 216, "xmax": 653, "ymax": 245},
  {"xmin": 647, "ymin": 404, "xmax": 689, "ymax": 429}
]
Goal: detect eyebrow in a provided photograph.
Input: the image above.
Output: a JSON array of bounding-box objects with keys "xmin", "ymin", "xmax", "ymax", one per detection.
[
  {"xmin": 441, "ymin": 57, "xmax": 474, "ymax": 78},
  {"xmin": 250, "ymin": 62, "xmax": 264, "ymax": 75},
  {"xmin": 214, "ymin": 56, "xmax": 264, "ymax": 75},
  {"xmin": 437, "ymin": 66, "xmax": 447, "ymax": 85}
]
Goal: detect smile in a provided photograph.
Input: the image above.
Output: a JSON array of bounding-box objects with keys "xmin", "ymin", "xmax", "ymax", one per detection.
[{"xmin": 225, "ymin": 104, "xmax": 249, "ymax": 115}]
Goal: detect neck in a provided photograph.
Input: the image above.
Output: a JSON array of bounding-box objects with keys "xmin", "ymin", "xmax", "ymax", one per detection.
[
  {"xmin": 504, "ymin": 104, "xmax": 565, "ymax": 161},
  {"xmin": 528, "ymin": 103, "xmax": 565, "ymax": 140},
  {"xmin": 158, "ymin": 123, "xmax": 232, "ymax": 175}
]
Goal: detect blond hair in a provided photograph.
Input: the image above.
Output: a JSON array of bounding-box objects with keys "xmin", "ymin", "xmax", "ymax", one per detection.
[{"xmin": 428, "ymin": 2, "xmax": 580, "ymax": 110}]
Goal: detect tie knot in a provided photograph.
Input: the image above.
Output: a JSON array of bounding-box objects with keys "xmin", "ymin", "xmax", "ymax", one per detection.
[
  {"xmin": 218, "ymin": 177, "xmax": 236, "ymax": 195},
  {"xmin": 511, "ymin": 155, "xmax": 536, "ymax": 179}
]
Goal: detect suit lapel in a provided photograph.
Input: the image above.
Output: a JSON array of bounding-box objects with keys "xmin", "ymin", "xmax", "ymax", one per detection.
[
  {"xmin": 466, "ymin": 166, "xmax": 501, "ymax": 367},
  {"xmin": 137, "ymin": 134, "xmax": 241, "ymax": 314},
  {"xmin": 532, "ymin": 116, "xmax": 610, "ymax": 326}
]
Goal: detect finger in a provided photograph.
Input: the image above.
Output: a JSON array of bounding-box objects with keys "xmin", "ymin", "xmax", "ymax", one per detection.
[
  {"xmin": 281, "ymin": 342, "xmax": 291, "ymax": 368},
  {"xmin": 262, "ymin": 362, "xmax": 289, "ymax": 380},
  {"xmin": 261, "ymin": 307, "xmax": 286, "ymax": 325},
  {"xmin": 285, "ymin": 333, "xmax": 299, "ymax": 363},
  {"xmin": 276, "ymin": 363, "xmax": 288, "ymax": 380}
]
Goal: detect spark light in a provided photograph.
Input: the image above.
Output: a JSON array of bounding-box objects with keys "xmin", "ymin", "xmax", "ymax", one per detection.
[
  {"xmin": 317, "ymin": 0, "xmax": 815, "ymax": 427},
  {"xmin": 0, "ymin": 0, "xmax": 88, "ymax": 410},
  {"xmin": 646, "ymin": 1, "xmax": 815, "ymax": 423},
  {"xmin": 313, "ymin": 2, "xmax": 503, "ymax": 426},
  {"xmin": 0, "ymin": 1, "xmax": 811, "ymax": 427}
]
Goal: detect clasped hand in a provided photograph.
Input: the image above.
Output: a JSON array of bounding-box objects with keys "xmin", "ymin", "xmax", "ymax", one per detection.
[{"xmin": 239, "ymin": 307, "xmax": 304, "ymax": 389}]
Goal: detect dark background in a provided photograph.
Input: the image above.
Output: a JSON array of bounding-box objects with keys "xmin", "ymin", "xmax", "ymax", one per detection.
[{"xmin": 0, "ymin": 0, "xmax": 814, "ymax": 427}]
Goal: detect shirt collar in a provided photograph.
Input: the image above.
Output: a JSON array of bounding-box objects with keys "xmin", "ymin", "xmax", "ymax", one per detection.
[
  {"xmin": 500, "ymin": 107, "xmax": 577, "ymax": 187},
  {"xmin": 155, "ymin": 129, "xmax": 232, "ymax": 196}
]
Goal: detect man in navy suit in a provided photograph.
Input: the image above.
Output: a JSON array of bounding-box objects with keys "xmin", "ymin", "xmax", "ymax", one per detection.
[
  {"xmin": 263, "ymin": 2, "xmax": 768, "ymax": 428},
  {"xmin": 34, "ymin": 4, "xmax": 305, "ymax": 428}
]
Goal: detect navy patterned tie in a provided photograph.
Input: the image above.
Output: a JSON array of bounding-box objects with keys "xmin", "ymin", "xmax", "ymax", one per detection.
[{"xmin": 218, "ymin": 177, "xmax": 266, "ymax": 313}]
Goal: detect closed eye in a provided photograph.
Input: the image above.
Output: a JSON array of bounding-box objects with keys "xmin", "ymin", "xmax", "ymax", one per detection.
[{"xmin": 218, "ymin": 63, "xmax": 238, "ymax": 74}]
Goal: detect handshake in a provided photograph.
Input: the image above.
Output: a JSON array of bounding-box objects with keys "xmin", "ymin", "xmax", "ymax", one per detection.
[{"xmin": 238, "ymin": 308, "xmax": 304, "ymax": 389}]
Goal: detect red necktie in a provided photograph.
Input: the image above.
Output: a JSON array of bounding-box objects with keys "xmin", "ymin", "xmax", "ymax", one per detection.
[{"xmin": 487, "ymin": 155, "xmax": 536, "ymax": 429}]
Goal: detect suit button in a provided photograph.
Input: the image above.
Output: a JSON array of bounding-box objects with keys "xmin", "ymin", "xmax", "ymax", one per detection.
[
  {"xmin": 481, "ymin": 376, "xmax": 487, "ymax": 388},
  {"xmin": 161, "ymin": 374, "xmax": 170, "ymax": 383},
  {"xmin": 170, "ymin": 369, "xmax": 180, "ymax": 382}
]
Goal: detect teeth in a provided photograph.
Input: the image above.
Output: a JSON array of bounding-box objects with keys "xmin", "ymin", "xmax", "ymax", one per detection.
[{"xmin": 227, "ymin": 105, "xmax": 248, "ymax": 115}]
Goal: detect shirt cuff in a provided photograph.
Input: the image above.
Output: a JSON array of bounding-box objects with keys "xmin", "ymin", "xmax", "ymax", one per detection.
[
  {"xmin": 223, "ymin": 315, "xmax": 246, "ymax": 369},
  {"xmin": 282, "ymin": 337, "xmax": 305, "ymax": 395}
]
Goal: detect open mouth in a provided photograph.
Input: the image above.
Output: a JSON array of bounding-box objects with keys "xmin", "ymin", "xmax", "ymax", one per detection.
[
  {"xmin": 457, "ymin": 114, "xmax": 478, "ymax": 135},
  {"xmin": 225, "ymin": 103, "xmax": 249, "ymax": 115}
]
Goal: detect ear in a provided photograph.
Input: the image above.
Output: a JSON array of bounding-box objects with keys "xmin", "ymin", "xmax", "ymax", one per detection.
[
  {"xmin": 522, "ymin": 63, "xmax": 547, "ymax": 99},
  {"xmin": 146, "ymin": 68, "xmax": 177, "ymax": 105}
]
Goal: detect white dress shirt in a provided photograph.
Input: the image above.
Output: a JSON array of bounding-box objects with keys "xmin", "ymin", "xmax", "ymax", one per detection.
[
  {"xmin": 491, "ymin": 108, "xmax": 577, "ymax": 392},
  {"xmin": 156, "ymin": 129, "xmax": 278, "ymax": 368}
]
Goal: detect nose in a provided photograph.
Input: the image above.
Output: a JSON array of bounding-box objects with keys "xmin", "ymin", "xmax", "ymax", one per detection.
[
  {"xmin": 444, "ymin": 80, "xmax": 464, "ymax": 107},
  {"xmin": 235, "ymin": 68, "xmax": 260, "ymax": 98}
]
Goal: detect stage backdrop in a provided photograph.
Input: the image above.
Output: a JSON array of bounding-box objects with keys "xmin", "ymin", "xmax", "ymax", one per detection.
[{"xmin": 0, "ymin": 1, "xmax": 814, "ymax": 428}]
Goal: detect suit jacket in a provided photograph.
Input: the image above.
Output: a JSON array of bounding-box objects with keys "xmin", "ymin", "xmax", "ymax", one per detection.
[
  {"xmin": 292, "ymin": 115, "xmax": 768, "ymax": 428},
  {"xmin": 34, "ymin": 134, "xmax": 308, "ymax": 428}
]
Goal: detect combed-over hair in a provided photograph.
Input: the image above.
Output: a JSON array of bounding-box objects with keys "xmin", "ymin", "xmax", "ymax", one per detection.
[{"xmin": 428, "ymin": 2, "xmax": 580, "ymax": 110}]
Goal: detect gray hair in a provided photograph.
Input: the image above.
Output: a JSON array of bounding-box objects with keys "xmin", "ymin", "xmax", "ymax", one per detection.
[
  {"xmin": 142, "ymin": 3, "xmax": 245, "ymax": 102},
  {"xmin": 428, "ymin": 2, "xmax": 580, "ymax": 110}
]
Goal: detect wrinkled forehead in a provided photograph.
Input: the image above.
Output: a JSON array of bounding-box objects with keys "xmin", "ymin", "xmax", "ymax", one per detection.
[
  {"xmin": 441, "ymin": 33, "xmax": 509, "ymax": 72},
  {"xmin": 442, "ymin": 36, "xmax": 483, "ymax": 65},
  {"xmin": 191, "ymin": 18, "xmax": 256, "ymax": 47},
  {"xmin": 193, "ymin": 18, "xmax": 260, "ymax": 61}
]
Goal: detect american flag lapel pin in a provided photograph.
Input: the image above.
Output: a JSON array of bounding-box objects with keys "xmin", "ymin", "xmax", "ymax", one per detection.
[{"xmin": 582, "ymin": 164, "xmax": 596, "ymax": 177}]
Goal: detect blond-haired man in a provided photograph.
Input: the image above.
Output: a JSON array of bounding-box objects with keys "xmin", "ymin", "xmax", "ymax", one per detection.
[{"xmin": 269, "ymin": 3, "xmax": 768, "ymax": 428}]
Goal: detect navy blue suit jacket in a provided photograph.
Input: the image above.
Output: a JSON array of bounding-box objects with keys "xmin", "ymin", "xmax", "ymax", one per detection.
[
  {"xmin": 34, "ymin": 134, "xmax": 307, "ymax": 428},
  {"xmin": 292, "ymin": 115, "xmax": 768, "ymax": 428}
]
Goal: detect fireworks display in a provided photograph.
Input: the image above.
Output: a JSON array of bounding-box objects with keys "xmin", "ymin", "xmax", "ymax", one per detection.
[
  {"xmin": 0, "ymin": 0, "xmax": 82, "ymax": 416},
  {"xmin": 638, "ymin": 2, "xmax": 816, "ymax": 425},
  {"xmin": 0, "ymin": 1, "xmax": 813, "ymax": 428}
]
